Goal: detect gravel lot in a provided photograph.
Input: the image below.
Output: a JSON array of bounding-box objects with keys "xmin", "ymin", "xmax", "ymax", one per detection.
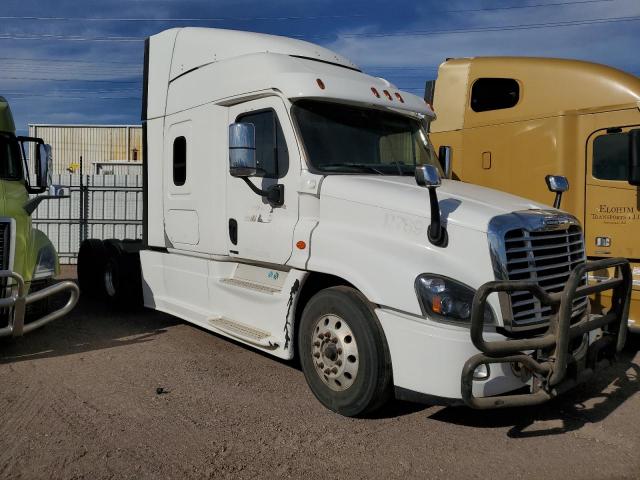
[{"xmin": 1, "ymin": 269, "xmax": 639, "ymax": 479}]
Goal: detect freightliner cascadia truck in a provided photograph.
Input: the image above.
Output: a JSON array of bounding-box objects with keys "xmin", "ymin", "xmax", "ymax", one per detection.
[
  {"xmin": 425, "ymin": 57, "xmax": 640, "ymax": 333},
  {"xmin": 0, "ymin": 96, "xmax": 79, "ymax": 338},
  {"xmin": 77, "ymin": 29, "xmax": 631, "ymax": 415}
]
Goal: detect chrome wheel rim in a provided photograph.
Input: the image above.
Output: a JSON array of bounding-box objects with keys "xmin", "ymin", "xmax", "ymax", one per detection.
[
  {"xmin": 104, "ymin": 265, "xmax": 116, "ymax": 297},
  {"xmin": 311, "ymin": 314, "xmax": 359, "ymax": 391}
]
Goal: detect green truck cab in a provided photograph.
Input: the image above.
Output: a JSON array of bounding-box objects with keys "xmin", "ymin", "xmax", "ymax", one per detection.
[{"xmin": 0, "ymin": 96, "xmax": 78, "ymax": 338}]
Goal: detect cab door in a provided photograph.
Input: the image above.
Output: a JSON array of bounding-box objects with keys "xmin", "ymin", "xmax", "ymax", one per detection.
[
  {"xmin": 585, "ymin": 126, "xmax": 640, "ymax": 259},
  {"xmin": 226, "ymin": 97, "xmax": 300, "ymax": 265}
]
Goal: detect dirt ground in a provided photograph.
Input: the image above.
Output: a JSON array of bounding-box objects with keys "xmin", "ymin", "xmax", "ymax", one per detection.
[{"xmin": 0, "ymin": 268, "xmax": 639, "ymax": 479}]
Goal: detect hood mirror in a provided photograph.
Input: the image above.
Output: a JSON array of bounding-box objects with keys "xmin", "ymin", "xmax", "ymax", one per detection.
[
  {"xmin": 415, "ymin": 165, "xmax": 447, "ymax": 247},
  {"xmin": 438, "ymin": 145, "xmax": 452, "ymax": 179},
  {"xmin": 416, "ymin": 164, "xmax": 442, "ymax": 188},
  {"xmin": 545, "ymin": 175, "xmax": 569, "ymax": 209}
]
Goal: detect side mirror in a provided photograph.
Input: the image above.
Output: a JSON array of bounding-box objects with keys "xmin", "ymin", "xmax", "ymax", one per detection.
[
  {"xmin": 438, "ymin": 145, "xmax": 452, "ymax": 179},
  {"xmin": 629, "ymin": 129, "xmax": 640, "ymax": 186},
  {"xmin": 228, "ymin": 122, "xmax": 284, "ymax": 207},
  {"xmin": 17, "ymin": 136, "xmax": 51, "ymax": 193},
  {"xmin": 545, "ymin": 175, "xmax": 569, "ymax": 209},
  {"xmin": 229, "ymin": 123, "xmax": 257, "ymax": 177},
  {"xmin": 415, "ymin": 165, "xmax": 447, "ymax": 247},
  {"xmin": 35, "ymin": 143, "xmax": 52, "ymax": 189}
]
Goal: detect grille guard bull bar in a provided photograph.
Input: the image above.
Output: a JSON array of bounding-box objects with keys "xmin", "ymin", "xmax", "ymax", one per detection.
[
  {"xmin": 0, "ymin": 270, "xmax": 79, "ymax": 338},
  {"xmin": 461, "ymin": 258, "xmax": 632, "ymax": 409}
]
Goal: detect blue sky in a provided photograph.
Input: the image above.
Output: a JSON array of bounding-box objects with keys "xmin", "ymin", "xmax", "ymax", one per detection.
[{"xmin": 2, "ymin": 0, "xmax": 639, "ymax": 133}]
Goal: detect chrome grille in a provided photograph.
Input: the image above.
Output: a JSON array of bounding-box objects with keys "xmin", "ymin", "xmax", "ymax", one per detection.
[
  {"xmin": 0, "ymin": 221, "xmax": 9, "ymax": 270},
  {"xmin": 0, "ymin": 221, "xmax": 10, "ymax": 329},
  {"xmin": 488, "ymin": 211, "xmax": 587, "ymax": 332},
  {"xmin": 504, "ymin": 225, "xmax": 587, "ymax": 328}
]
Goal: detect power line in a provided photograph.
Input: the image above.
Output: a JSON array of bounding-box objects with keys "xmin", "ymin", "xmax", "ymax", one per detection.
[
  {"xmin": 0, "ymin": 76, "xmax": 140, "ymax": 83},
  {"xmin": 1, "ymin": 14, "xmax": 638, "ymax": 43},
  {"xmin": 442, "ymin": 0, "xmax": 615, "ymax": 13},
  {"xmin": 0, "ymin": 0, "xmax": 615, "ymax": 22},
  {"xmin": 6, "ymin": 93, "xmax": 139, "ymax": 99},
  {"xmin": 1, "ymin": 59, "xmax": 430, "ymax": 73},
  {"xmin": 334, "ymin": 15, "xmax": 640, "ymax": 38},
  {"xmin": 0, "ymin": 13, "xmax": 364, "ymax": 22},
  {"xmin": 0, "ymin": 33, "xmax": 141, "ymax": 42},
  {"xmin": 0, "ymin": 56, "xmax": 139, "ymax": 65},
  {"xmin": 2, "ymin": 88, "xmax": 140, "ymax": 94}
]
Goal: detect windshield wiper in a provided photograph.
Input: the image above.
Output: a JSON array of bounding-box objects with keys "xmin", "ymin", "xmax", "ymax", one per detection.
[{"xmin": 320, "ymin": 163, "xmax": 386, "ymax": 174}]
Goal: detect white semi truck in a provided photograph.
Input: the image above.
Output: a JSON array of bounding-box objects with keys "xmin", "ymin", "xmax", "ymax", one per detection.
[{"xmin": 78, "ymin": 28, "xmax": 631, "ymax": 416}]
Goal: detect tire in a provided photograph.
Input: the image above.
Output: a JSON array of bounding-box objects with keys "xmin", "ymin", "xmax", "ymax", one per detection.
[
  {"xmin": 24, "ymin": 279, "xmax": 52, "ymax": 323},
  {"xmin": 77, "ymin": 239, "xmax": 107, "ymax": 298},
  {"xmin": 103, "ymin": 251, "xmax": 143, "ymax": 308},
  {"xmin": 298, "ymin": 286, "xmax": 393, "ymax": 417}
]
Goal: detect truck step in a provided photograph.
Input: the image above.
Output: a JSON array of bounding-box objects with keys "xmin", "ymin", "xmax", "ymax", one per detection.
[
  {"xmin": 219, "ymin": 278, "xmax": 281, "ymax": 294},
  {"xmin": 208, "ymin": 317, "xmax": 278, "ymax": 349}
]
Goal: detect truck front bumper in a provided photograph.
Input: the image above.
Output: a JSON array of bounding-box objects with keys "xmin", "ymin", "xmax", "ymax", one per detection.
[
  {"xmin": 462, "ymin": 258, "xmax": 632, "ymax": 409},
  {"xmin": 0, "ymin": 270, "xmax": 79, "ymax": 338}
]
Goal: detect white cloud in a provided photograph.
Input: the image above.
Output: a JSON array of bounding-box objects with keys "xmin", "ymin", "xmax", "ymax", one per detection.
[{"xmin": 325, "ymin": 0, "xmax": 640, "ymax": 76}]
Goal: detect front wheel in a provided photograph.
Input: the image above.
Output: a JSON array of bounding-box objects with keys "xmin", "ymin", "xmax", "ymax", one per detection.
[{"xmin": 298, "ymin": 286, "xmax": 393, "ymax": 417}]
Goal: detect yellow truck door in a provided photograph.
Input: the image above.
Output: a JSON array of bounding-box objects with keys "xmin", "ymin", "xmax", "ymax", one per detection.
[
  {"xmin": 585, "ymin": 126, "xmax": 640, "ymax": 259},
  {"xmin": 585, "ymin": 125, "xmax": 640, "ymax": 332}
]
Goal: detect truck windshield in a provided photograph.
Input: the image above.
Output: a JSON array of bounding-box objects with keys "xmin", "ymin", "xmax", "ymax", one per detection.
[
  {"xmin": 292, "ymin": 100, "xmax": 441, "ymax": 176},
  {"xmin": 0, "ymin": 133, "xmax": 23, "ymax": 180}
]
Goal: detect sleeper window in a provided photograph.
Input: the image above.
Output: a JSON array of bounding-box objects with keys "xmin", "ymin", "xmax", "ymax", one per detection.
[
  {"xmin": 173, "ymin": 136, "xmax": 187, "ymax": 186},
  {"xmin": 593, "ymin": 132, "xmax": 629, "ymax": 181},
  {"xmin": 471, "ymin": 78, "xmax": 520, "ymax": 112},
  {"xmin": 236, "ymin": 110, "xmax": 289, "ymax": 178}
]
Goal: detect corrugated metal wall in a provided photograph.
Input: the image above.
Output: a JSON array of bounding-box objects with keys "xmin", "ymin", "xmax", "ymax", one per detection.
[{"xmin": 28, "ymin": 124, "xmax": 143, "ymax": 174}]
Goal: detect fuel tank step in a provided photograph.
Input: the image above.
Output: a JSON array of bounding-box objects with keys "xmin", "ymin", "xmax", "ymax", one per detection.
[
  {"xmin": 220, "ymin": 278, "xmax": 281, "ymax": 294},
  {"xmin": 208, "ymin": 317, "xmax": 278, "ymax": 349}
]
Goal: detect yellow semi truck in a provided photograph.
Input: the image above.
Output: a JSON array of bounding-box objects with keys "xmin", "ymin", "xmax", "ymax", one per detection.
[{"xmin": 426, "ymin": 57, "xmax": 640, "ymax": 332}]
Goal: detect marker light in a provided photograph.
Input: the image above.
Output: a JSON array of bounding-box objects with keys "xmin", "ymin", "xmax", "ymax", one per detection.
[
  {"xmin": 316, "ymin": 78, "xmax": 325, "ymax": 90},
  {"xmin": 371, "ymin": 87, "xmax": 380, "ymax": 98},
  {"xmin": 296, "ymin": 240, "xmax": 307, "ymax": 250},
  {"xmin": 394, "ymin": 92, "xmax": 404, "ymax": 103},
  {"xmin": 383, "ymin": 90, "xmax": 393, "ymax": 101}
]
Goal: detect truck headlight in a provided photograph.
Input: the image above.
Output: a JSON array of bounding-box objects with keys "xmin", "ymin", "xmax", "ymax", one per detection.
[
  {"xmin": 33, "ymin": 245, "xmax": 57, "ymax": 279},
  {"xmin": 415, "ymin": 274, "xmax": 495, "ymax": 324}
]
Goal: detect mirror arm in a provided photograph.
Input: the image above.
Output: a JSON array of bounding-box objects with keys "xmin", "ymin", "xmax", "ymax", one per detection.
[
  {"xmin": 427, "ymin": 187, "xmax": 448, "ymax": 247},
  {"xmin": 553, "ymin": 192, "xmax": 563, "ymax": 209},
  {"xmin": 23, "ymin": 195, "xmax": 60, "ymax": 215},
  {"xmin": 241, "ymin": 178, "xmax": 284, "ymax": 207}
]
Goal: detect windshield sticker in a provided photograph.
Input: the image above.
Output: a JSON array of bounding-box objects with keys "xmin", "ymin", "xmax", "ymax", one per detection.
[{"xmin": 591, "ymin": 204, "xmax": 640, "ymax": 225}]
